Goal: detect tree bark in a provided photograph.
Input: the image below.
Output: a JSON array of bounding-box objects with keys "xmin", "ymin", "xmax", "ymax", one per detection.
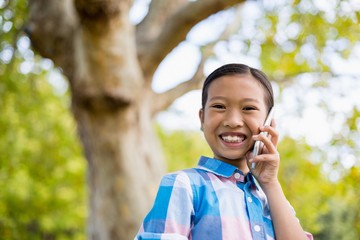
[
  {"xmin": 26, "ymin": 0, "xmax": 244, "ymax": 238},
  {"xmin": 73, "ymin": 92, "xmax": 164, "ymax": 239}
]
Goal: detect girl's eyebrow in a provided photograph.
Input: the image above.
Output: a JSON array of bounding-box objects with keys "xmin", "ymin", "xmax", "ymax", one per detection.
[
  {"xmin": 241, "ymin": 98, "xmax": 261, "ymax": 103},
  {"xmin": 208, "ymin": 96, "xmax": 226, "ymax": 101},
  {"xmin": 209, "ymin": 96, "xmax": 260, "ymax": 103}
]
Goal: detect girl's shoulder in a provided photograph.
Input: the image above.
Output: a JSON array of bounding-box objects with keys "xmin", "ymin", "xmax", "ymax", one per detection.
[{"xmin": 161, "ymin": 167, "xmax": 210, "ymax": 189}]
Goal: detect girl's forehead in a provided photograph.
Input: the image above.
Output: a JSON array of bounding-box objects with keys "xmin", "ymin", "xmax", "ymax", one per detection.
[
  {"xmin": 206, "ymin": 75, "xmax": 268, "ymax": 105},
  {"xmin": 208, "ymin": 75, "xmax": 265, "ymax": 94}
]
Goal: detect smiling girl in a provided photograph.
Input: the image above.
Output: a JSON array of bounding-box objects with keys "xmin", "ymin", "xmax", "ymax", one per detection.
[{"xmin": 135, "ymin": 63, "xmax": 312, "ymax": 240}]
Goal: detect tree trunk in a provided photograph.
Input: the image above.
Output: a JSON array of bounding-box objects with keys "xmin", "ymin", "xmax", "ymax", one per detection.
[
  {"xmin": 73, "ymin": 92, "xmax": 164, "ymax": 238},
  {"xmin": 69, "ymin": 3, "xmax": 165, "ymax": 237}
]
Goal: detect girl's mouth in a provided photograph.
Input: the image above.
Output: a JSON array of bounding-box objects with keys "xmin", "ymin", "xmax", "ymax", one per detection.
[{"xmin": 220, "ymin": 134, "xmax": 246, "ymax": 143}]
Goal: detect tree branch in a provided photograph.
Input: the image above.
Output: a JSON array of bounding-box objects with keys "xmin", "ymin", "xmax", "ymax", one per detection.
[
  {"xmin": 150, "ymin": 49, "xmax": 208, "ymax": 116},
  {"xmin": 26, "ymin": 0, "xmax": 78, "ymax": 80},
  {"xmin": 137, "ymin": 0, "xmax": 244, "ymax": 79},
  {"xmin": 136, "ymin": 0, "xmax": 187, "ymax": 44},
  {"xmin": 150, "ymin": 5, "xmax": 246, "ymax": 115},
  {"xmin": 74, "ymin": 0, "xmax": 131, "ymax": 34}
]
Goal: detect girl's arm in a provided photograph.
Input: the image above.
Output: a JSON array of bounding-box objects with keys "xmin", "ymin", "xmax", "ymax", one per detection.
[
  {"xmin": 248, "ymin": 124, "xmax": 311, "ymax": 240},
  {"xmin": 261, "ymin": 180, "xmax": 310, "ymax": 240}
]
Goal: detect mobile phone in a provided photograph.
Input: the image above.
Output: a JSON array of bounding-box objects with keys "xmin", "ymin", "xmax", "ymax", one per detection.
[{"xmin": 251, "ymin": 107, "xmax": 275, "ymax": 169}]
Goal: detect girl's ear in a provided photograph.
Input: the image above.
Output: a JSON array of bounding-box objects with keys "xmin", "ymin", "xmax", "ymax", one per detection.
[{"xmin": 199, "ymin": 108, "xmax": 204, "ymax": 130}]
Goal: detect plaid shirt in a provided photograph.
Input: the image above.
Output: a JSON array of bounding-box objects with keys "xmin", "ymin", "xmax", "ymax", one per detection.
[{"xmin": 135, "ymin": 156, "xmax": 311, "ymax": 240}]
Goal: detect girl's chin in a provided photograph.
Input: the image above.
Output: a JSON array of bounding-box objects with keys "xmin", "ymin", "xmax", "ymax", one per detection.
[
  {"xmin": 215, "ymin": 154, "xmax": 247, "ymax": 162},
  {"xmin": 217, "ymin": 149, "xmax": 249, "ymax": 160}
]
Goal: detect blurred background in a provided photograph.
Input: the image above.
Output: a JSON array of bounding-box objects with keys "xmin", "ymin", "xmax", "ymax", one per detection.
[{"xmin": 1, "ymin": 0, "xmax": 360, "ymax": 239}]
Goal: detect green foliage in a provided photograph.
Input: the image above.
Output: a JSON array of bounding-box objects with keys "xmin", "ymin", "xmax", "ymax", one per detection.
[
  {"xmin": 265, "ymin": 0, "xmax": 360, "ymax": 76},
  {"xmin": 226, "ymin": 0, "xmax": 360, "ymax": 81},
  {"xmin": 279, "ymin": 137, "xmax": 360, "ymax": 238},
  {"xmin": 346, "ymin": 107, "xmax": 360, "ymax": 132},
  {"xmin": 314, "ymin": 166, "xmax": 360, "ymax": 239},
  {"xmin": 0, "ymin": 61, "xmax": 87, "ymax": 239},
  {"xmin": 1, "ymin": 1, "xmax": 87, "ymax": 239},
  {"xmin": 278, "ymin": 137, "xmax": 330, "ymax": 234},
  {"xmin": 0, "ymin": 69, "xmax": 86, "ymax": 239},
  {"xmin": 0, "ymin": 0, "xmax": 28, "ymax": 67}
]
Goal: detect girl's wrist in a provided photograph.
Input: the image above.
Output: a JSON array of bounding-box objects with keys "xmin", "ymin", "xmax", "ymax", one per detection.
[{"xmin": 260, "ymin": 180, "xmax": 282, "ymax": 196}]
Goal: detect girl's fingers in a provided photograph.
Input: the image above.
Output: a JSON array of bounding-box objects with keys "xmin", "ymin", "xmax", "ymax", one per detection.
[
  {"xmin": 249, "ymin": 152, "xmax": 279, "ymax": 164},
  {"xmin": 261, "ymin": 119, "xmax": 279, "ymax": 146},
  {"xmin": 253, "ymin": 132, "xmax": 277, "ymax": 154}
]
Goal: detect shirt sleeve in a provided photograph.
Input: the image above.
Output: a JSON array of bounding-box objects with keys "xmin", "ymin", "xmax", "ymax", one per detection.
[
  {"xmin": 135, "ymin": 172, "xmax": 194, "ymax": 240},
  {"xmin": 305, "ymin": 232, "xmax": 314, "ymax": 240}
]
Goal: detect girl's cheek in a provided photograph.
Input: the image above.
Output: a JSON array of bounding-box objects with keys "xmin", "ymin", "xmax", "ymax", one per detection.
[{"xmin": 248, "ymin": 119, "xmax": 263, "ymax": 134}]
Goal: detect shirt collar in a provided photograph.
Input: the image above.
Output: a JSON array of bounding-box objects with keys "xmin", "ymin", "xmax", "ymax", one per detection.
[{"xmin": 197, "ymin": 156, "xmax": 260, "ymax": 189}]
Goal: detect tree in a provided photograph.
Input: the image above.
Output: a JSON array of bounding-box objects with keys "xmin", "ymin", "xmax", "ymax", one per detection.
[{"xmin": 25, "ymin": 0, "xmax": 244, "ymax": 238}]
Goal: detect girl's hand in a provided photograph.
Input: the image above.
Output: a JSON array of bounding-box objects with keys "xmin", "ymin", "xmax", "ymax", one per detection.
[
  {"xmin": 246, "ymin": 121, "xmax": 280, "ymax": 187},
  {"xmin": 247, "ymin": 121, "xmax": 310, "ymax": 240}
]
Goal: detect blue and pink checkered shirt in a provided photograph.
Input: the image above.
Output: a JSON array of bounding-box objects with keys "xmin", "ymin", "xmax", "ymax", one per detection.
[{"xmin": 135, "ymin": 156, "xmax": 311, "ymax": 240}]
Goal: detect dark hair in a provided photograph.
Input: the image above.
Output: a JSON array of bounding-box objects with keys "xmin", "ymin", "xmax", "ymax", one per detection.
[{"xmin": 201, "ymin": 63, "xmax": 274, "ymax": 112}]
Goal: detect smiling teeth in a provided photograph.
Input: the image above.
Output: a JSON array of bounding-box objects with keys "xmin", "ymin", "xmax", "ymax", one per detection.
[{"xmin": 222, "ymin": 136, "xmax": 244, "ymax": 143}]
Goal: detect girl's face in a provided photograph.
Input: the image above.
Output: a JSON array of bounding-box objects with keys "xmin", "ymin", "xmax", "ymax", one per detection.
[{"xmin": 199, "ymin": 74, "xmax": 268, "ymax": 170}]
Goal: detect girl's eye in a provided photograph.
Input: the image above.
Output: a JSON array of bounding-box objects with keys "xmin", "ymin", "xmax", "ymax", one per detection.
[
  {"xmin": 211, "ymin": 104, "xmax": 225, "ymax": 109},
  {"xmin": 243, "ymin": 106, "xmax": 257, "ymax": 111}
]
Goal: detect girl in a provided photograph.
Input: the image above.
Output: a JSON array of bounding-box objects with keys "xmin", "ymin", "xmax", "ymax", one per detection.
[{"xmin": 135, "ymin": 63, "xmax": 312, "ymax": 240}]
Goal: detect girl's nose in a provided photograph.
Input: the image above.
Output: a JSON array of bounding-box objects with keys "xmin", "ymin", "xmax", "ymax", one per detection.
[{"xmin": 223, "ymin": 111, "xmax": 244, "ymax": 128}]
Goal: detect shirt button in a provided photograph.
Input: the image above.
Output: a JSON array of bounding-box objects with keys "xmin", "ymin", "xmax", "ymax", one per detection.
[
  {"xmin": 247, "ymin": 197, "xmax": 253, "ymax": 203},
  {"xmin": 254, "ymin": 225, "xmax": 261, "ymax": 232},
  {"xmin": 234, "ymin": 172, "xmax": 241, "ymax": 179}
]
